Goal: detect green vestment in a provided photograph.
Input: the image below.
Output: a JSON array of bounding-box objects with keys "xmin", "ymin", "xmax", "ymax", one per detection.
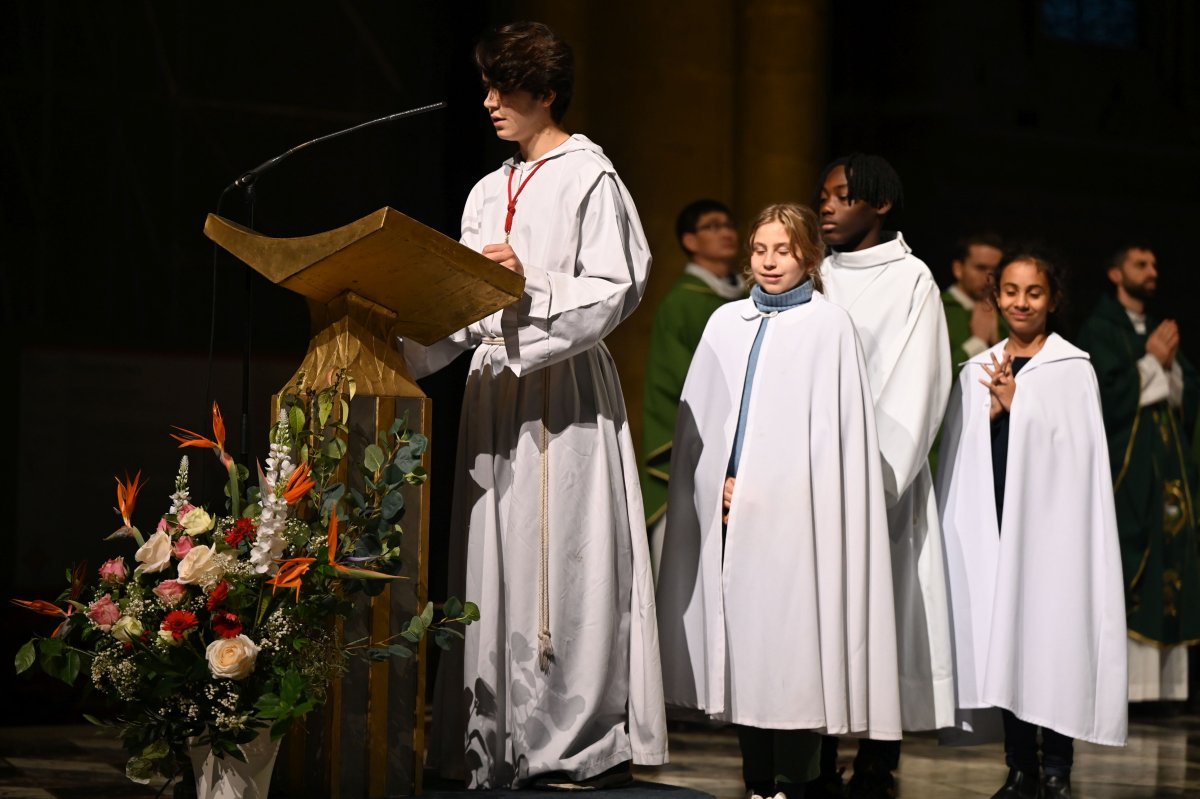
[
  {"xmin": 932, "ymin": 288, "xmax": 1008, "ymax": 475},
  {"xmin": 641, "ymin": 271, "xmax": 741, "ymax": 525},
  {"xmin": 940, "ymin": 287, "xmax": 1008, "ymax": 378},
  {"xmin": 1077, "ymin": 292, "xmax": 1200, "ymax": 647}
]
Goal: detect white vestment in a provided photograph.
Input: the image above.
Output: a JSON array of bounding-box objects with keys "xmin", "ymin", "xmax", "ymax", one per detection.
[
  {"xmin": 405, "ymin": 135, "xmax": 667, "ymax": 787},
  {"xmin": 656, "ymin": 293, "xmax": 902, "ymax": 739},
  {"xmin": 819, "ymin": 233, "xmax": 956, "ymax": 730},
  {"xmin": 937, "ymin": 335, "xmax": 1128, "ymax": 745}
]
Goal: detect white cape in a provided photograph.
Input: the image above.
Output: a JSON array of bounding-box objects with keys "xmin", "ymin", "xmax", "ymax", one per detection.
[
  {"xmin": 820, "ymin": 233, "xmax": 956, "ymax": 730},
  {"xmin": 405, "ymin": 135, "xmax": 667, "ymax": 787},
  {"xmin": 937, "ymin": 334, "xmax": 1128, "ymax": 745},
  {"xmin": 656, "ymin": 293, "xmax": 902, "ymax": 739}
]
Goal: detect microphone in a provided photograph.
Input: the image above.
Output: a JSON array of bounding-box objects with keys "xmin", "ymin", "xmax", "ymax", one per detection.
[{"xmin": 222, "ymin": 100, "xmax": 447, "ymax": 195}]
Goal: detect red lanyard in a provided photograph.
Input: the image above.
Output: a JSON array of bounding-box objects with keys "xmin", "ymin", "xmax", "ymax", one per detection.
[{"xmin": 505, "ymin": 159, "xmax": 547, "ymax": 243}]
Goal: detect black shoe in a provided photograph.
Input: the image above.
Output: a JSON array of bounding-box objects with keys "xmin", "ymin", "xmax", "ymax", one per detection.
[
  {"xmin": 1041, "ymin": 775, "xmax": 1071, "ymax": 799},
  {"xmin": 806, "ymin": 767, "xmax": 845, "ymax": 799},
  {"xmin": 846, "ymin": 768, "xmax": 895, "ymax": 799},
  {"xmin": 989, "ymin": 768, "xmax": 1038, "ymax": 799}
]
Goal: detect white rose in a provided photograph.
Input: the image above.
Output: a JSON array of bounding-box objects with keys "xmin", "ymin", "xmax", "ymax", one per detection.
[
  {"xmin": 134, "ymin": 531, "xmax": 172, "ymax": 575},
  {"xmin": 206, "ymin": 634, "xmax": 260, "ymax": 680},
  {"xmin": 180, "ymin": 507, "xmax": 215, "ymax": 537},
  {"xmin": 158, "ymin": 629, "xmax": 182, "ymax": 647},
  {"xmin": 112, "ymin": 615, "xmax": 144, "ymax": 644},
  {"xmin": 176, "ymin": 545, "xmax": 225, "ymax": 586}
]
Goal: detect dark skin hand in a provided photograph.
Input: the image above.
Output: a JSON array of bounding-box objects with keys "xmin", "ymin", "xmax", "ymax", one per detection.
[{"xmin": 817, "ymin": 164, "xmax": 891, "ymax": 252}]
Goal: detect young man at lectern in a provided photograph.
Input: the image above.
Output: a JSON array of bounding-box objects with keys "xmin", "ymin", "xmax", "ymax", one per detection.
[{"xmin": 400, "ymin": 21, "xmax": 667, "ymax": 790}]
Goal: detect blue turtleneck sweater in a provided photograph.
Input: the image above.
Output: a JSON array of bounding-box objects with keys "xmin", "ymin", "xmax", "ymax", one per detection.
[{"xmin": 727, "ymin": 280, "xmax": 815, "ymax": 477}]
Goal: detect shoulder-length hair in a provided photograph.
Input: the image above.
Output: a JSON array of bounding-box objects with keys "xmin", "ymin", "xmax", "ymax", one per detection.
[{"xmin": 745, "ymin": 203, "xmax": 825, "ymax": 292}]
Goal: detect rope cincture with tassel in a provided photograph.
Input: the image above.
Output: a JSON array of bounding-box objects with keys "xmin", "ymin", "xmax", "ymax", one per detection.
[{"xmin": 537, "ymin": 369, "xmax": 555, "ymax": 672}]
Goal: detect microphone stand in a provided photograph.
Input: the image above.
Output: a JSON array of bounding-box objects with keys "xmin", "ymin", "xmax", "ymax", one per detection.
[{"xmin": 204, "ymin": 100, "xmax": 447, "ymax": 479}]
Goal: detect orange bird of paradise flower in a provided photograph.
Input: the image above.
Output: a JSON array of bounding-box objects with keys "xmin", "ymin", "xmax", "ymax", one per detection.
[
  {"xmin": 12, "ymin": 562, "xmax": 87, "ymax": 638},
  {"xmin": 283, "ymin": 461, "xmax": 315, "ymax": 505},
  {"xmin": 325, "ymin": 510, "xmax": 403, "ymax": 582},
  {"xmin": 171, "ymin": 402, "xmax": 234, "ymax": 470},
  {"xmin": 106, "ymin": 472, "xmax": 145, "ymax": 541},
  {"xmin": 265, "ymin": 556, "xmax": 317, "ymax": 602}
]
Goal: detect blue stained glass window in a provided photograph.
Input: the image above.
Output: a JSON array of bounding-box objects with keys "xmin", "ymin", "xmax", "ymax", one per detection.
[{"xmin": 1041, "ymin": 0, "xmax": 1138, "ymax": 48}]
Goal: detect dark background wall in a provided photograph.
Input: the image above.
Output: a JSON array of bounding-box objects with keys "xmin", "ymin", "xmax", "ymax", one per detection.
[{"xmin": 3, "ymin": 0, "xmax": 1199, "ymax": 721}]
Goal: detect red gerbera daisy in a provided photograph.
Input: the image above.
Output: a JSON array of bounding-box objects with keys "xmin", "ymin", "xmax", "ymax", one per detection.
[
  {"xmin": 160, "ymin": 610, "xmax": 199, "ymax": 640},
  {"xmin": 211, "ymin": 611, "xmax": 244, "ymax": 639}
]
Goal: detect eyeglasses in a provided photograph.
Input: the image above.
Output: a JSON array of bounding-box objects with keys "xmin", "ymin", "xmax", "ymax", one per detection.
[{"xmin": 695, "ymin": 220, "xmax": 736, "ymax": 232}]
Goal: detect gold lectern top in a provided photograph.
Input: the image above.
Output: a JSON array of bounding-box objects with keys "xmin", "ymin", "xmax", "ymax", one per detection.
[
  {"xmin": 205, "ymin": 207, "xmax": 524, "ymax": 399},
  {"xmin": 204, "ymin": 207, "xmax": 524, "ymax": 346}
]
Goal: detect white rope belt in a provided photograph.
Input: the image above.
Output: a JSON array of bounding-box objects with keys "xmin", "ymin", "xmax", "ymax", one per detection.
[
  {"xmin": 480, "ymin": 336, "xmax": 505, "ymax": 345},
  {"xmin": 537, "ymin": 368, "xmax": 554, "ymax": 671}
]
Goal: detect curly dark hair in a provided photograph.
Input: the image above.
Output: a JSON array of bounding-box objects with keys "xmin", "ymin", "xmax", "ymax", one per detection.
[
  {"xmin": 991, "ymin": 250, "xmax": 1069, "ymax": 329},
  {"xmin": 475, "ymin": 22, "xmax": 574, "ymax": 122}
]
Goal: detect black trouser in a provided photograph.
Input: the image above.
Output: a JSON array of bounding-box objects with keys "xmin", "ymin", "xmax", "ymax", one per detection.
[
  {"xmin": 737, "ymin": 725, "xmax": 822, "ymax": 791},
  {"xmin": 819, "ymin": 735, "xmax": 900, "ymax": 775},
  {"xmin": 1002, "ymin": 710, "xmax": 1073, "ymax": 778}
]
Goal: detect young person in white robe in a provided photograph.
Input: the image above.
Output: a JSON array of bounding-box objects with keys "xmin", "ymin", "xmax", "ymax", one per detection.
[
  {"xmin": 937, "ymin": 253, "xmax": 1127, "ymax": 799},
  {"xmin": 813, "ymin": 154, "xmax": 954, "ymax": 799},
  {"xmin": 656, "ymin": 204, "xmax": 902, "ymax": 799},
  {"xmin": 401, "ymin": 22, "xmax": 667, "ymax": 789}
]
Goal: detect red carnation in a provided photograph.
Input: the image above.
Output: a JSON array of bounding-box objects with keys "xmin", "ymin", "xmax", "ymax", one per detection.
[
  {"xmin": 211, "ymin": 611, "xmax": 244, "ymax": 639},
  {"xmin": 224, "ymin": 518, "xmax": 257, "ymax": 548},
  {"xmin": 160, "ymin": 610, "xmax": 199, "ymax": 640},
  {"xmin": 206, "ymin": 581, "xmax": 230, "ymax": 611}
]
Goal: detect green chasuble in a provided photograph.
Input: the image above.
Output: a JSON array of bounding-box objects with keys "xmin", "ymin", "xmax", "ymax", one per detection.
[
  {"xmin": 1077, "ymin": 292, "xmax": 1200, "ymax": 647},
  {"xmin": 940, "ymin": 286, "xmax": 1008, "ymax": 378},
  {"xmin": 641, "ymin": 271, "xmax": 742, "ymax": 525},
  {"xmin": 932, "ymin": 288, "xmax": 1007, "ymax": 476}
]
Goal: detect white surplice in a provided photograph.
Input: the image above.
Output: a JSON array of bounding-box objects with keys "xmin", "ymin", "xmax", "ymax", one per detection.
[
  {"xmin": 656, "ymin": 293, "xmax": 902, "ymax": 739},
  {"xmin": 937, "ymin": 335, "xmax": 1128, "ymax": 745},
  {"xmin": 404, "ymin": 135, "xmax": 667, "ymax": 787},
  {"xmin": 819, "ymin": 233, "xmax": 956, "ymax": 731}
]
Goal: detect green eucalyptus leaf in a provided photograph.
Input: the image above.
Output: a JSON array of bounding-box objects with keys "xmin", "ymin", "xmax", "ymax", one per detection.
[
  {"xmin": 14, "ymin": 640, "xmax": 36, "ymax": 674},
  {"xmin": 463, "ymin": 601, "xmax": 481, "ymax": 622},
  {"xmin": 318, "ymin": 393, "xmax": 334, "ymax": 428},
  {"xmin": 142, "ymin": 739, "xmax": 170, "ymax": 760},
  {"xmin": 420, "ymin": 602, "xmax": 434, "ymax": 627},
  {"xmin": 325, "ymin": 437, "xmax": 348, "ymax": 460},
  {"xmin": 387, "ymin": 417, "xmax": 404, "ymax": 438},
  {"xmin": 387, "ymin": 644, "xmax": 414, "ymax": 658},
  {"xmin": 288, "ymin": 405, "xmax": 305, "ymax": 435},
  {"xmin": 380, "ymin": 491, "xmax": 404, "ymax": 523},
  {"xmin": 363, "ymin": 444, "xmax": 385, "ymax": 473},
  {"xmin": 408, "ymin": 433, "xmax": 429, "ymax": 456},
  {"xmin": 394, "ymin": 445, "xmax": 418, "ymax": 473},
  {"xmin": 126, "ymin": 756, "xmax": 155, "ymax": 784},
  {"xmin": 443, "ymin": 597, "xmax": 463, "ymax": 619}
]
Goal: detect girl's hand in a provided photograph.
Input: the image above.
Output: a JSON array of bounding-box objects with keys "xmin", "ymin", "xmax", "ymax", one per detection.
[
  {"xmin": 482, "ymin": 243, "xmax": 525, "ymax": 275},
  {"xmin": 979, "ymin": 352, "xmax": 1017, "ymax": 417},
  {"xmin": 722, "ymin": 477, "xmax": 735, "ymax": 524}
]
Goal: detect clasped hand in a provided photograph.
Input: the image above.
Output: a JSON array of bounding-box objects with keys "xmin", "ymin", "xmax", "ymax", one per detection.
[{"xmin": 980, "ymin": 352, "xmax": 1017, "ymax": 419}]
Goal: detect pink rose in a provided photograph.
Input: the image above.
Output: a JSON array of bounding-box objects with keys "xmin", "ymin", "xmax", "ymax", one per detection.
[
  {"xmin": 153, "ymin": 579, "xmax": 188, "ymax": 607},
  {"xmin": 98, "ymin": 557, "xmax": 127, "ymax": 585},
  {"xmin": 156, "ymin": 517, "xmax": 170, "ymax": 533},
  {"xmin": 173, "ymin": 536, "xmax": 194, "ymax": 559},
  {"xmin": 87, "ymin": 594, "xmax": 121, "ymax": 631}
]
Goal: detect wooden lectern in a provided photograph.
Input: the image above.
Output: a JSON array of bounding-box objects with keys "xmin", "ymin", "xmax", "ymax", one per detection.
[{"xmin": 204, "ymin": 208, "xmax": 523, "ymax": 797}]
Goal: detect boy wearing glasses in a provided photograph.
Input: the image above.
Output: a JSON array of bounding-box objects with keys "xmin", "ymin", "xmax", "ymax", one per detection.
[{"xmin": 642, "ymin": 199, "xmax": 745, "ymax": 580}]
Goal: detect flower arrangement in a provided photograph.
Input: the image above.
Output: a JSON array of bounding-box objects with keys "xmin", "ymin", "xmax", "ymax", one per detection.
[{"xmin": 13, "ymin": 372, "xmax": 476, "ymax": 786}]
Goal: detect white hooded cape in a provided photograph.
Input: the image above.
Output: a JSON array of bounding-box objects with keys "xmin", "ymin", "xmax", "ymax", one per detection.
[
  {"xmin": 404, "ymin": 135, "xmax": 667, "ymax": 787},
  {"xmin": 820, "ymin": 233, "xmax": 956, "ymax": 730},
  {"xmin": 656, "ymin": 293, "xmax": 902, "ymax": 739},
  {"xmin": 937, "ymin": 334, "xmax": 1128, "ymax": 745}
]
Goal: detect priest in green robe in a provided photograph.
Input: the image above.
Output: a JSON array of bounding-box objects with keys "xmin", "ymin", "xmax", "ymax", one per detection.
[
  {"xmin": 1077, "ymin": 245, "xmax": 1200, "ymax": 703},
  {"xmin": 941, "ymin": 232, "xmax": 1006, "ymax": 377},
  {"xmin": 641, "ymin": 199, "xmax": 744, "ymax": 579}
]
